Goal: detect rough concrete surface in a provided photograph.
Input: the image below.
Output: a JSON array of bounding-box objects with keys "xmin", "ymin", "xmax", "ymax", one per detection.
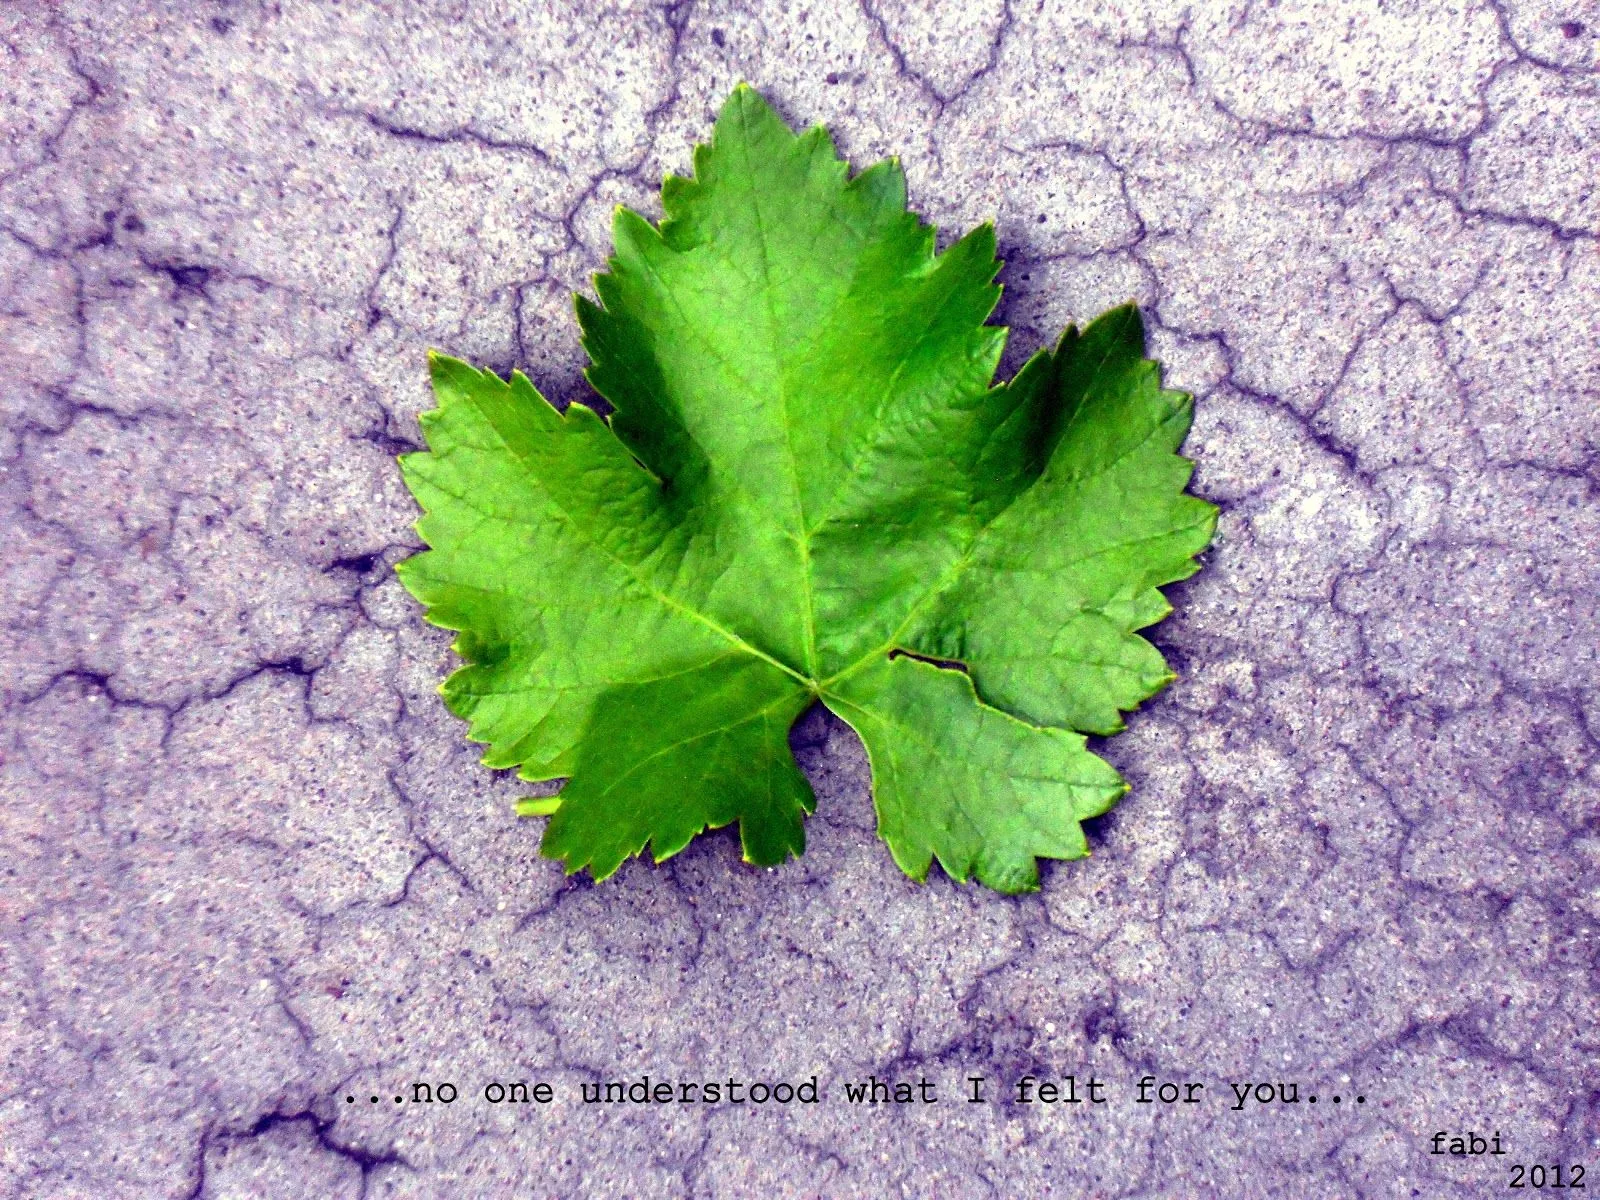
[{"xmin": 2, "ymin": 1, "xmax": 1598, "ymax": 1196}]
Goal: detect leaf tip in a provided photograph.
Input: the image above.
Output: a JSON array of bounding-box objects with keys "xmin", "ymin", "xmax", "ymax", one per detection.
[{"xmin": 721, "ymin": 80, "xmax": 773, "ymax": 125}]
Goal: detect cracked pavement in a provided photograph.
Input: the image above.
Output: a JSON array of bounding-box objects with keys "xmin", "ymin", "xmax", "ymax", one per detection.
[{"xmin": 3, "ymin": 1, "xmax": 1598, "ymax": 1196}]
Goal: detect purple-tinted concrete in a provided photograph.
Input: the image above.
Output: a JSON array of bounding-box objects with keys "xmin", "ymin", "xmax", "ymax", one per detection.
[{"xmin": 2, "ymin": 1, "xmax": 1597, "ymax": 1196}]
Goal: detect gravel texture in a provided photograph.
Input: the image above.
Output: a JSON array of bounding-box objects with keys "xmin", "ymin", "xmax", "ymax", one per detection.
[{"xmin": 3, "ymin": 1, "xmax": 1598, "ymax": 1196}]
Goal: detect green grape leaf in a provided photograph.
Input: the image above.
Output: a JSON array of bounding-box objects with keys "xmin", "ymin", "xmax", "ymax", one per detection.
[{"xmin": 396, "ymin": 84, "xmax": 1216, "ymax": 893}]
